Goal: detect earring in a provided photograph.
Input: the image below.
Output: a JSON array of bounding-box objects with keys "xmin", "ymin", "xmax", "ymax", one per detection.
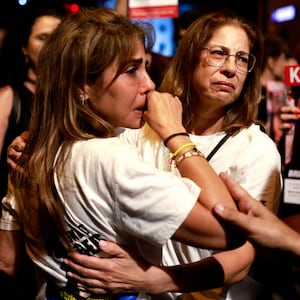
[
  {"xmin": 24, "ymin": 54, "xmax": 29, "ymax": 64},
  {"xmin": 79, "ymin": 94, "xmax": 85, "ymax": 105}
]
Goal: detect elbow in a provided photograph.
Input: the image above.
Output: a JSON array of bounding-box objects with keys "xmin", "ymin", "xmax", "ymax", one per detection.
[{"xmin": 224, "ymin": 263, "xmax": 251, "ymax": 285}]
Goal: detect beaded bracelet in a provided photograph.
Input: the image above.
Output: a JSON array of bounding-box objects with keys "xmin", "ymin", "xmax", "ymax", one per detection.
[
  {"xmin": 163, "ymin": 132, "xmax": 189, "ymax": 147},
  {"xmin": 175, "ymin": 148, "xmax": 205, "ymax": 166}
]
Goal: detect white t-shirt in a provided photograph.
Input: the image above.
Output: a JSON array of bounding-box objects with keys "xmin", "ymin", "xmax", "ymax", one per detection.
[
  {"xmin": 118, "ymin": 124, "xmax": 282, "ymax": 300},
  {"xmin": 0, "ymin": 137, "xmax": 200, "ymax": 289}
]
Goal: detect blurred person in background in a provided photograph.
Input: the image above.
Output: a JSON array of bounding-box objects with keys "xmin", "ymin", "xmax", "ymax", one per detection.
[
  {"xmin": 257, "ymin": 34, "xmax": 290, "ymax": 144},
  {"xmin": 0, "ymin": 6, "xmax": 66, "ymax": 299},
  {"xmin": 0, "ymin": 6, "xmax": 65, "ymax": 202}
]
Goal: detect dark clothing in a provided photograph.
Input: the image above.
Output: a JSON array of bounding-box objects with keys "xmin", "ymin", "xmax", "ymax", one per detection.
[
  {"xmin": 257, "ymin": 86, "xmax": 267, "ymax": 123},
  {"xmin": 0, "ymin": 83, "xmax": 33, "ymax": 200}
]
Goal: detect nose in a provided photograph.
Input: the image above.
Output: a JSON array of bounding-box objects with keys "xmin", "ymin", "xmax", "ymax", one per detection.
[
  {"xmin": 143, "ymin": 71, "xmax": 155, "ymax": 93},
  {"xmin": 221, "ymin": 55, "xmax": 237, "ymax": 75}
]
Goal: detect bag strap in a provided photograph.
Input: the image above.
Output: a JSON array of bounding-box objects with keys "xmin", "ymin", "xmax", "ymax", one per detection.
[
  {"xmin": 206, "ymin": 134, "xmax": 230, "ymax": 162},
  {"xmin": 9, "ymin": 89, "xmax": 21, "ymax": 126}
]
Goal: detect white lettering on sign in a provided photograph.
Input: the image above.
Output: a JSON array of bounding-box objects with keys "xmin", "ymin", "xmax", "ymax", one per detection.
[
  {"xmin": 290, "ymin": 67, "xmax": 300, "ymax": 83},
  {"xmin": 285, "ymin": 65, "xmax": 300, "ymax": 86}
]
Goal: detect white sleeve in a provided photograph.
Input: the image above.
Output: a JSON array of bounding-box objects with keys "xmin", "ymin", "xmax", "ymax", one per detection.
[{"xmin": 0, "ymin": 193, "xmax": 21, "ymax": 230}]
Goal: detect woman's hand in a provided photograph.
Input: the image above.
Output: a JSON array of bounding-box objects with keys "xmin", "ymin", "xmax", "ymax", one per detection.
[
  {"xmin": 143, "ymin": 91, "xmax": 185, "ymax": 141},
  {"xmin": 63, "ymin": 240, "xmax": 155, "ymax": 294},
  {"xmin": 7, "ymin": 131, "xmax": 28, "ymax": 171},
  {"xmin": 279, "ymin": 105, "xmax": 300, "ymax": 131}
]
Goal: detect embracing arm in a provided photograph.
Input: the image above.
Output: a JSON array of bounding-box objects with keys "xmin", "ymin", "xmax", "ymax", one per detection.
[
  {"xmin": 7, "ymin": 131, "xmax": 29, "ymax": 171},
  {"xmin": 63, "ymin": 240, "xmax": 254, "ymax": 294}
]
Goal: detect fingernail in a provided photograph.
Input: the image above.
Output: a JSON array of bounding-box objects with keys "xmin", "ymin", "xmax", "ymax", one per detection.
[
  {"xmin": 215, "ymin": 204, "xmax": 225, "ymax": 212},
  {"xmin": 99, "ymin": 239, "xmax": 107, "ymax": 248}
]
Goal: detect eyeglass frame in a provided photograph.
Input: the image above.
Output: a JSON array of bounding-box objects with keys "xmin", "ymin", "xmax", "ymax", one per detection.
[{"xmin": 202, "ymin": 45, "xmax": 256, "ymax": 73}]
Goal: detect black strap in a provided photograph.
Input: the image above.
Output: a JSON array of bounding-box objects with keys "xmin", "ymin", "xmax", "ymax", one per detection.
[
  {"xmin": 9, "ymin": 89, "xmax": 21, "ymax": 126},
  {"xmin": 206, "ymin": 134, "xmax": 230, "ymax": 162}
]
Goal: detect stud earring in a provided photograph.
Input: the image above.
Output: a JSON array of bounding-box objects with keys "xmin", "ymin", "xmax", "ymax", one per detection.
[
  {"xmin": 24, "ymin": 54, "xmax": 29, "ymax": 64},
  {"xmin": 79, "ymin": 94, "xmax": 85, "ymax": 105}
]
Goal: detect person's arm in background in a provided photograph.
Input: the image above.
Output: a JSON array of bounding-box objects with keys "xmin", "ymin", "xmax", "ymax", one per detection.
[
  {"xmin": 213, "ymin": 172, "xmax": 300, "ymax": 256},
  {"xmin": 280, "ymin": 105, "xmax": 300, "ymax": 132},
  {"xmin": 115, "ymin": 0, "xmax": 128, "ymax": 17},
  {"xmin": 0, "ymin": 86, "xmax": 14, "ymax": 156}
]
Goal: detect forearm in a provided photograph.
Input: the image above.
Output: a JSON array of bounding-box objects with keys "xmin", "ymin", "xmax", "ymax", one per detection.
[
  {"xmin": 115, "ymin": 0, "xmax": 128, "ymax": 17},
  {"xmin": 145, "ymin": 243, "xmax": 254, "ymax": 294},
  {"xmin": 166, "ymin": 135, "xmax": 236, "ymax": 211},
  {"xmin": 152, "ymin": 257, "xmax": 224, "ymax": 294},
  {"xmin": 0, "ymin": 230, "xmax": 22, "ymax": 277},
  {"xmin": 213, "ymin": 241, "xmax": 255, "ymax": 285},
  {"xmin": 281, "ymin": 227, "xmax": 300, "ymax": 257}
]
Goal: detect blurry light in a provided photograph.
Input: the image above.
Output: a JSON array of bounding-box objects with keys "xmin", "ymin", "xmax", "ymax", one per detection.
[
  {"xmin": 64, "ymin": 3, "xmax": 80, "ymax": 14},
  {"xmin": 271, "ymin": 5, "xmax": 296, "ymax": 23},
  {"xmin": 18, "ymin": 0, "xmax": 27, "ymax": 5}
]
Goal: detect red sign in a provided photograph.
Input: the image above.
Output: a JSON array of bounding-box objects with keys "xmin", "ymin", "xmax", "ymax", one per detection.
[
  {"xmin": 285, "ymin": 65, "xmax": 300, "ymax": 86},
  {"xmin": 129, "ymin": 0, "xmax": 178, "ymax": 19}
]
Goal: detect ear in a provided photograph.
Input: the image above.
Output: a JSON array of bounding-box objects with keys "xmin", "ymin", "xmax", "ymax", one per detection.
[
  {"xmin": 83, "ymin": 84, "xmax": 94, "ymax": 100},
  {"xmin": 267, "ymin": 57, "xmax": 276, "ymax": 70},
  {"xmin": 78, "ymin": 86, "xmax": 91, "ymax": 105},
  {"xmin": 21, "ymin": 46, "xmax": 28, "ymax": 56},
  {"xmin": 78, "ymin": 87, "xmax": 88, "ymax": 97}
]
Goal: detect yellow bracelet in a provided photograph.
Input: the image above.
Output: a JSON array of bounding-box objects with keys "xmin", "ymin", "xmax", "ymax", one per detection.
[
  {"xmin": 175, "ymin": 148, "xmax": 205, "ymax": 166},
  {"xmin": 172, "ymin": 142, "xmax": 196, "ymax": 158}
]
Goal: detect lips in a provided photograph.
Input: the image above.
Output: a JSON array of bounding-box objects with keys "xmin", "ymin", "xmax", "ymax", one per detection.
[
  {"xmin": 135, "ymin": 101, "xmax": 147, "ymax": 112},
  {"xmin": 213, "ymin": 81, "xmax": 235, "ymax": 92},
  {"xmin": 215, "ymin": 81, "xmax": 235, "ymax": 89}
]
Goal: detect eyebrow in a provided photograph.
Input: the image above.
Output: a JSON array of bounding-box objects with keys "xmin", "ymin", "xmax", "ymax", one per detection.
[
  {"xmin": 128, "ymin": 58, "xmax": 144, "ymax": 64},
  {"xmin": 209, "ymin": 44, "xmax": 250, "ymax": 54}
]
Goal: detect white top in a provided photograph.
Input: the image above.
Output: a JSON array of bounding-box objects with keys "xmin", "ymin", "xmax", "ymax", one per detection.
[
  {"xmin": 118, "ymin": 124, "xmax": 282, "ymax": 300},
  {"xmin": 1, "ymin": 137, "xmax": 200, "ymax": 289}
]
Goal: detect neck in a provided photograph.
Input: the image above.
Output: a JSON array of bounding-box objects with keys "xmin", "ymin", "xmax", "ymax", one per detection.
[
  {"xmin": 189, "ymin": 108, "xmax": 225, "ymax": 135},
  {"xmin": 26, "ymin": 67, "xmax": 37, "ymax": 84},
  {"xmin": 189, "ymin": 117, "xmax": 224, "ymax": 135}
]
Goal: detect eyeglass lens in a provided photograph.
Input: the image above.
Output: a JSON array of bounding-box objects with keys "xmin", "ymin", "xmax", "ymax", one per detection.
[{"xmin": 204, "ymin": 46, "xmax": 256, "ymax": 72}]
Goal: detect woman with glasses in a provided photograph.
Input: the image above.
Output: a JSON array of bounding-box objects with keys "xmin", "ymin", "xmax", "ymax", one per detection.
[{"xmin": 6, "ymin": 9, "xmax": 282, "ymax": 300}]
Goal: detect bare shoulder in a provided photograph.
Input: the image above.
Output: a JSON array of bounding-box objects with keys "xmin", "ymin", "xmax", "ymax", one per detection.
[{"xmin": 0, "ymin": 85, "xmax": 14, "ymax": 116}]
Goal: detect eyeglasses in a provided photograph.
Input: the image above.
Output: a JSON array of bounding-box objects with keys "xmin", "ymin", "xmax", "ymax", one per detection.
[{"xmin": 202, "ymin": 46, "xmax": 256, "ymax": 73}]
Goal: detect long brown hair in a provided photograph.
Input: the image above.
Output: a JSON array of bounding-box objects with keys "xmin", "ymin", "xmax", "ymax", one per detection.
[
  {"xmin": 160, "ymin": 9, "xmax": 263, "ymax": 135},
  {"xmin": 11, "ymin": 7, "xmax": 154, "ymax": 257}
]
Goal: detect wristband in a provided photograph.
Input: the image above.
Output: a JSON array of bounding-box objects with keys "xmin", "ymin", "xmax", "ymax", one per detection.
[
  {"xmin": 172, "ymin": 142, "xmax": 196, "ymax": 158},
  {"xmin": 163, "ymin": 132, "xmax": 189, "ymax": 147}
]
